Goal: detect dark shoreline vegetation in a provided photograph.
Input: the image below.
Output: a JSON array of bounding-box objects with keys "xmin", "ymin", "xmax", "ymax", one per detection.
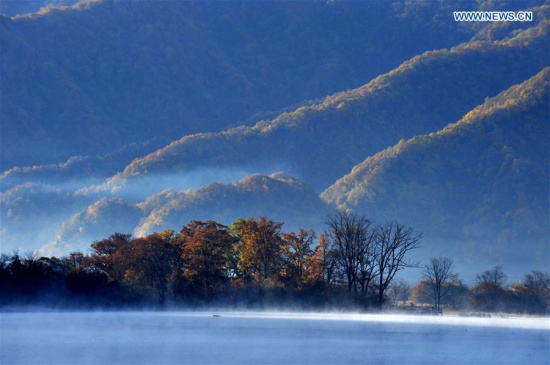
[{"xmin": 1, "ymin": 213, "xmax": 548, "ymax": 314}]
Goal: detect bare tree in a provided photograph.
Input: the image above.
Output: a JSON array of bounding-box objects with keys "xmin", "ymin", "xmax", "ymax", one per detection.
[
  {"xmin": 423, "ymin": 256, "xmax": 454, "ymax": 313},
  {"xmin": 326, "ymin": 211, "xmax": 375, "ymax": 295},
  {"xmin": 386, "ymin": 278, "xmax": 411, "ymax": 306},
  {"xmin": 476, "ymin": 266, "xmax": 507, "ymax": 286},
  {"xmin": 520, "ymin": 271, "xmax": 550, "ymax": 299},
  {"xmin": 472, "ymin": 266, "xmax": 508, "ymax": 312},
  {"xmin": 375, "ymin": 221, "xmax": 422, "ymax": 305},
  {"xmin": 356, "ymin": 229, "xmax": 378, "ymax": 296}
]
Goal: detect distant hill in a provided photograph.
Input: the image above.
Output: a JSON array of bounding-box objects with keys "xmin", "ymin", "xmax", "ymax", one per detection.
[
  {"xmin": 0, "ymin": 182, "xmax": 93, "ymax": 253},
  {"xmin": 322, "ymin": 68, "xmax": 550, "ymax": 279},
  {"xmin": 37, "ymin": 197, "xmax": 143, "ymax": 257},
  {"xmin": 0, "ymin": 137, "xmax": 171, "ymax": 190},
  {"xmin": 135, "ymin": 172, "xmax": 330, "ymax": 237},
  {"xmin": 1, "ymin": 0, "xmax": 477, "ymax": 169},
  {"xmin": 108, "ymin": 16, "xmax": 550, "ymax": 194},
  {"xmin": 39, "ymin": 172, "xmax": 331, "ymax": 255}
]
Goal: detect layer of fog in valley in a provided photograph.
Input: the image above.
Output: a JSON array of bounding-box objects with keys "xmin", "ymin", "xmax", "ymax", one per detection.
[
  {"xmin": 1, "ymin": 167, "xmax": 272, "ymax": 255},
  {"xmin": 2, "ymin": 311, "xmax": 549, "ymax": 364}
]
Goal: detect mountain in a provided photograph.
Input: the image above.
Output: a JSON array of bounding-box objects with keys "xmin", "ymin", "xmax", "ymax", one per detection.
[
  {"xmin": 0, "ymin": 137, "xmax": 171, "ymax": 190},
  {"xmin": 107, "ymin": 15, "xmax": 549, "ymax": 194},
  {"xmin": 2, "ymin": 1, "xmax": 548, "ymax": 266},
  {"xmin": 37, "ymin": 197, "xmax": 143, "ymax": 256},
  {"xmin": 0, "ymin": 182, "xmax": 93, "ymax": 253},
  {"xmin": 135, "ymin": 172, "xmax": 330, "ymax": 237},
  {"xmin": 322, "ymin": 68, "xmax": 550, "ymax": 279},
  {"xmin": 39, "ymin": 172, "xmax": 331, "ymax": 255},
  {"xmin": 1, "ymin": 0, "xmax": 478, "ymax": 170}
]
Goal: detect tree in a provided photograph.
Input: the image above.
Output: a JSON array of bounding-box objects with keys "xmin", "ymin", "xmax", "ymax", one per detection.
[
  {"xmin": 512, "ymin": 271, "xmax": 550, "ymax": 313},
  {"xmin": 476, "ymin": 266, "xmax": 507, "ymax": 286},
  {"xmin": 422, "ymin": 257, "xmax": 454, "ymax": 313},
  {"xmin": 179, "ymin": 220, "xmax": 237, "ymax": 300},
  {"xmin": 89, "ymin": 233, "xmax": 134, "ymax": 283},
  {"xmin": 124, "ymin": 230, "xmax": 179, "ymax": 304},
  {"xmin": 442, "ymin": 279, "xmax": 470, "ymax": 310},
  {"xmin": 356, "ymin": 230, "xmax": 378, "ymax": 297},
  {"xmin": 471, "ymin": 266, "xmax": 508, "ymax": 312},
  {"xmin": 374, "ymin": 221, "xmax": 421, "ymax": 305},
  {"xmin": 281, "ymin": 229, "xmax": 315, "ymax": 290},
  {"xmin": 386, "ymin": 278, "xmax": 410, "ymax": 306},
  {"xmin": 410, "ymin": 281, "xmax": 432, "ymax": 305},
  {"xmin": 235, "ymin": 217, "xmax": 284, "ymax": 284},
  {"xmin": 63, "ymin": 252, "xmax": 85, "ymax": 271},
  {"xmin": 306, "ymin": 233, "xmax": 335, "ymax": 290},
  {"xmin": 326, "ymin": 211, "xmax": 375, "ymax": 295},
  {"xmin": 410, "ymin": 279, "xmax": 470, "ymax": 310}
]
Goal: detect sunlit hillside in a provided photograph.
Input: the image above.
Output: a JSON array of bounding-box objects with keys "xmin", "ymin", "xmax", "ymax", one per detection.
[
  {"xmin": 108, "ymin": 16, "xmax": 550, "ymax": 194},
  {"xmin": 1, "ymin": 0, "xmax": 478, "ymax": 169},
  {"xmin": 322, "ymin": 68, "xmax": 550, "ymax": 278}
]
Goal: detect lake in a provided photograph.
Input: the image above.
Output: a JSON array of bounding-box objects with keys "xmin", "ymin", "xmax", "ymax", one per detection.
[{"xmin": 1, "ymin": 311, "xmax": 549, "ymax": 364}]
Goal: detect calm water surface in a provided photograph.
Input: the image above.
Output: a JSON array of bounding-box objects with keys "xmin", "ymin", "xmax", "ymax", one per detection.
[{"xmin": 1, "ymin": 311, "xmax": 549, "ymax": 364}]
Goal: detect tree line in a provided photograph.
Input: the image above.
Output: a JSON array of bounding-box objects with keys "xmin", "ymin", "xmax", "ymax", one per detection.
[
  {"xmin": 1, "ymin": 212, "xmax": 548, "ymax": 313},
  {"xmin": 411, "ymin": 260, "xmax": 549, "ymax": 314}
]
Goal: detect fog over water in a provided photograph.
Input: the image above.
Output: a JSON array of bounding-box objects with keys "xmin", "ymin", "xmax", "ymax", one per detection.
[{"xmin": 2, "ymin": 311, "xmax": 549, "ymax": 364}]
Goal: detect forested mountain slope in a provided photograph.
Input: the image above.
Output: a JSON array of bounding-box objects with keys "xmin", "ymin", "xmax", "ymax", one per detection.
[
  {"xmin": 322, "ymin": 68, "xmax": 550, "ymax": 278},
  {"xmin": 109, "ymin": 17, "xmax": 550, "ymax": 193},
  {"xmin": 2, "ymin": 1, "xmax": 548, "ymax": 262},
  {"xmin": 1, "ymin": 0, "xmax": 477, "ymax": 169}
]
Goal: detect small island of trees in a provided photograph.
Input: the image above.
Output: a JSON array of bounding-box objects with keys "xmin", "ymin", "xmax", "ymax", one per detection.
[{"xmin": 1, "ymin": 212, "xmax": 548, "ymax": 314}]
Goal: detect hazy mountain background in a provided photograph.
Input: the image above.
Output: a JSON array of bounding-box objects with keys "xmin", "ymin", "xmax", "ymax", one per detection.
[{"xmin": 1, "ymin": 0, "xmax": 548, "ymax": 283}]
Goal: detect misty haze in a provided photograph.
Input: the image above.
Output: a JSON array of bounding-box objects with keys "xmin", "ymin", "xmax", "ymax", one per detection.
[
  {"xmin": 2, "ymin": 311, "xmax": 549, "ymax": 365},
  {"xmin": 1, "ymin": 0, "xmax": 549, "ymax": 364}
]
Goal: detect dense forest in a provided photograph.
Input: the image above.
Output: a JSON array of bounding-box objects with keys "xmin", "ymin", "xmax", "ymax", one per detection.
[{"xmin": 1, "ymin": 213, "xmax": 548, "ymax": 314}]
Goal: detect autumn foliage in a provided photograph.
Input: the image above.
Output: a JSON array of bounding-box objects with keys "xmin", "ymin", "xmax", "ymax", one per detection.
[{"xmin": 1, "ymin": 216, "xmax": 548, "ymax": 313}]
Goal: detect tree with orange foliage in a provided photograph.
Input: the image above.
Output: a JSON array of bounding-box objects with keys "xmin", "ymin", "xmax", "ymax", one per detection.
[
  {"xmin": 306, "ymin": 233, "xmax": 335, "ymax": 290},
  {"xmin": 281, "ymin": 229, "xmax": 315, "ymax": 289},
  {"xmin": 89, "ymin": 233, "xmax": 134, "ymax": 283},
  {"xmin": 179, "ymin": 220, "xmax": 237, "ymax": 300},
  {"xmin": 235, "ymin": 217, "xmax": 284, "ymax": 284}
]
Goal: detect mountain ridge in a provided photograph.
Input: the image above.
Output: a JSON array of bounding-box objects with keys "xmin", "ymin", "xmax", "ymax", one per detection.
[
  {"xmin": 1, "ymin": 0, "xmax": 479, "ymax": 169},
  {"xmin": 321, "ymin": 67, "xmax": 550, "ymax": 278},
  {"xmin": 105, "ymin": 18, "xmax": 549, "ymax": 194}
]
